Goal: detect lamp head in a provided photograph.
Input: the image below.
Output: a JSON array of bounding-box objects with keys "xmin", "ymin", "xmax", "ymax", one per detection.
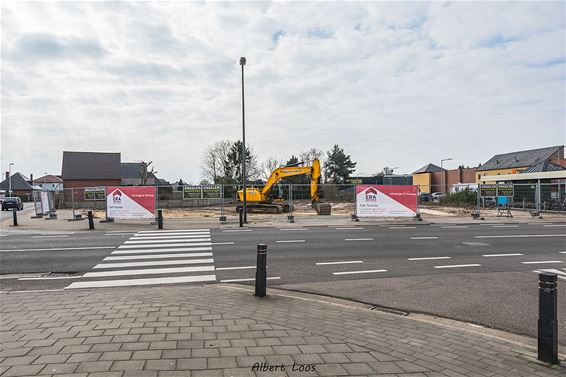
[{"xmin": 239, "ymin": 57, "xmax": 246, "ymax": 66}]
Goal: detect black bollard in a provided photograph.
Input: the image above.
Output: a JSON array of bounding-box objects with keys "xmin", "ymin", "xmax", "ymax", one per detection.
[
  {"xmin": 538, "ymin": 272, "xmax": 558, "ymax": 364},
  {"xmin": 239, "ymin": 207, "xmax": 243, "ymax": 228},
  {"xmin": 12, "ymin": 210, "xmax": 18, "ymax": 226},
  {"xmin": 87, "ymin": 211, "xmax": 95, "ymax": 230},
  {"xmin": 255, "ymin": 244, "xmax": 267, "ymax": 298},
  {"xmin": 157, "ymin": 210, "xmax": 163, "ymax": 229}
]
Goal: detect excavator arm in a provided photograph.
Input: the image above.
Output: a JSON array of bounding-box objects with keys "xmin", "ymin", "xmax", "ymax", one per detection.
[{"xmin": 260, "ymin": 166, "xmax": 312, "ymax": 198}]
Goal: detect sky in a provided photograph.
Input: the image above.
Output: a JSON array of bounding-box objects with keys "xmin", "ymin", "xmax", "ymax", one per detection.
[{"xmin": 1, "ymin": 1, "xmax": 565, "ymax": 183}]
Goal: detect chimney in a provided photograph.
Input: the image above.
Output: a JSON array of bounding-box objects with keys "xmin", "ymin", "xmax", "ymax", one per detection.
[
  {"xmin": 30, "ymin": 173, "xmax": 34, "ymax": 183},
  {"xmin": 5, "ymin": 172, "xmax": 8, "ymax": 181}
]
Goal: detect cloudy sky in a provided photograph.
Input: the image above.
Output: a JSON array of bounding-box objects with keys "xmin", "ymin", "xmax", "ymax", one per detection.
[{"xmin": 1, "ymin": 1, "xmax": 564, "ymax": 183}]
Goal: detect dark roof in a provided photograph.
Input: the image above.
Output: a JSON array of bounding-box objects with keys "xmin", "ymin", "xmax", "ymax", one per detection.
[
  {"xmin": 520, "ymin": 161, "xmax": 565, "ymax": 174},
  {"xmin": 477, "ymin": 146, "xmax": 563, "ymax": 171},
  {"xmin": 0, "ymin": 173, "xmax": 34, "ymax": 191},
  {"xmin": 33, "ymin": 174, "xmax": 63, "ymax": 184},
  {"xmin": 413, "ymin": 163, "xmax": 445, "ymax": 174},
  {"xmin": 121, "ymin": 163, "xmax": 157, "ymax": 179},
  {"xmin": 62, "ymin": 151, "xmax": 121, "ymax": 180},
  {"xmin": 155, "ymin": 178, "xmax": 171, "ymax": 185}
]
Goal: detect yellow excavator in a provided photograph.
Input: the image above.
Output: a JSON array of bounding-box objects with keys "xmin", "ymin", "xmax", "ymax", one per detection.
[{"xmin": 236, "ymin": 159, "xmax": 331, "ymax": 215}]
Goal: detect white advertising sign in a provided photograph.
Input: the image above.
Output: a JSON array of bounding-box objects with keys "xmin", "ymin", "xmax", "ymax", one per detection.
[
  {"xmin": 356, "ymin": 185, "xmax": 417, "ymax": 218},
  {"xmin": 106, "ymin": 187, "xmax": 156, "ymax": 220},
  {"xmin": 40, "ymin": 191, "xmax": 50, "ymax": 213}
]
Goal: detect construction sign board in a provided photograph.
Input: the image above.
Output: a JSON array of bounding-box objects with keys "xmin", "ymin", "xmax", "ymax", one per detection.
[
  {"xmin": 106, "ymin": 186, "xmax": 156, "ymax": 219},
  {"xmin": 356, "ymin": 185, "xmax": 417, "ymax": 217},
  {"xmin": 85, "ymin": 187, "xmax": 106, "ymax": 200},
  {"xmin": 183, "ymin": 185, "xmax": 221, "ymax": 199},
  {"xmin": 481, "ymin": 184, "xmax": 514, "ymax": 197}
]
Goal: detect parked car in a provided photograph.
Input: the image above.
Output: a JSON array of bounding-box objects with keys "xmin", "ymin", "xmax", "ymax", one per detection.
[
  {"xmin": 418, "ymin": 192, "xmax": 433, "ymax": 202},
  {"xmin": 431, "ymin": 192, "xmax": 443, "ymax": 202},
  {"xmin": 1, "ymin": 197, "xmax": 24, "ymax": 211}
]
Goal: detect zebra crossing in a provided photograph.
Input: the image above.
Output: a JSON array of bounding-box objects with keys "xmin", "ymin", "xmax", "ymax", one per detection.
[{"xmin": 66, "ymin": 229, "xmax": 216, "ymax": 289}]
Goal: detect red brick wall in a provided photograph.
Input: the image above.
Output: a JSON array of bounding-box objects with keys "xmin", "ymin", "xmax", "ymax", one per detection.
[{"xmin": 430, "ymin": 168, "xmax": 477, "ymax": 193}]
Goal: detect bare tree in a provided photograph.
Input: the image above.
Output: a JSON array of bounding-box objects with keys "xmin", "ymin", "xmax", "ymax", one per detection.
[
  {"xmin": 139, "ymin": 161, "xmax": 157, "ymax": 185},
  {"xmin": 261, "ymin": 157, "xmax": 283, "ymax": 181},
  {"xmin": 201, "ymin": 140, "xmax": 232, "ymax": 184},
  {"xmin": 299, "ymin": 147, "xmax": 325, "ymax": 166}
]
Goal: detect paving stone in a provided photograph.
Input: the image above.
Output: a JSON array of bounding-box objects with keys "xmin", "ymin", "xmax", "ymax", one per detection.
[
  {"xmin": 111, "ymin": 360, "xmax": 145, "ymax": 371},
  {"xmin": 100, "ymin": 351, "xmax": 132, "ymax": 361},
  {"xmin": 176, "ymin": 358, "xmax": 207, "ymax": 370},
  {"xmin": 39, "ymin": 363, "xmax": 78, "ymax": 374},
  {"xmin": 75, "ymin": 361, "xmax": 113, "ymax": 373},
  {"xmin": 0, "ymin": 355, "xmax": 39, "ymax": 366},
  {"xmin": 145, "ymin": 359, "xmax": 176, "ymax": 371},
  {"xmin": 131, "ymin": 350, "xmax": 162, "ymax": 360},
  {"xmin": 2, "ymin": 364, "xmax": 45, "ymax": 377},
  {"xmin": 66, "ymin": 353, "xmax": 102, "ymax": 363},
  {"xmin": 33, "ymin": 354, "xmax": 70, "ymax": 364}
]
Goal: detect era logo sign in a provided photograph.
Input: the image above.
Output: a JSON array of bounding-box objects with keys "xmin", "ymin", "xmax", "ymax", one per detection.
[
  {"xmin": 112, "ymin": 190, "xmax": 122, "ymax": 204},
  {"xmin": 365, "ymin": 187, "xmax": 378, "ymax": 202}
]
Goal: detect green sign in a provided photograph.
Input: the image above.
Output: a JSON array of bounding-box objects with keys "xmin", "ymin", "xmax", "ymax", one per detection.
[
  {"xmin": 85, "ymin": 187, "xmax": 105, "ymax": 200},
  {"xmin": 481, "ymin": 184, "xmax": 513, "ymax": 197},
  {"xmin": 183, "ymin": 185, "xmax": 221, "ymax": 199}
]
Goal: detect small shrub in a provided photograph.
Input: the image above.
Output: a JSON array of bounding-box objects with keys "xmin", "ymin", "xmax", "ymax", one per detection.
[{"xmin": 440, "ymin": 189, "xmax": 476, "ymax": 207}]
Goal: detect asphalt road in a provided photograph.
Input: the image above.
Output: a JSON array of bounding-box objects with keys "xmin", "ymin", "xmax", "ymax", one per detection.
[{"xmin": 1, "ymin": 221, "xmax": 565, "ymax": 342}]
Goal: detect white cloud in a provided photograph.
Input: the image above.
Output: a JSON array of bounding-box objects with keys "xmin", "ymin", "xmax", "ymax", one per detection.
[{"xmin": 1, "ymin": 1, "xmax": 564, "ymax": 182}]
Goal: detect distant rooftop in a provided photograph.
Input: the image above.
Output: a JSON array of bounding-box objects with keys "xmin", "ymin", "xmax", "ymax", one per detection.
[
  {"xmin": 121, "ymin": 162, "xmax": 157, "ymax": 179},
  {"xmin": 520, "ymin": 161, "xmax": 565, "ymax": 174},
  {"xmin": 62, "ymin": 151, "xmax": 121, "ymax": 180},
  {"xmin": 413, "ymin": 163, "xmax": 445, "ymax": 174},
  {"xmin": 477, "ymin": 146, "xmax": 563, "ymax": 171}
]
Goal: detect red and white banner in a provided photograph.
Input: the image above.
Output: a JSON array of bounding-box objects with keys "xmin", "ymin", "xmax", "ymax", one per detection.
[
  {"xmin": 356, "ymin": 185, "xmax": 417, "ymax": 217},
  {"xmin": 107, "ymin": 186, "xmax": 156, "ymax": 219}
]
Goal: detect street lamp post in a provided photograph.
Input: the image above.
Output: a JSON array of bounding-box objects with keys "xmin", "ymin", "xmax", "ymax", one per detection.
[
  {"xmin": 440, "ymin": 158, "xmax": 453, "ymax": 195},
  {"xmin": 240, "ymin": 56, "xmax": 247, "ymax": 223},
  {"xmin": 8, "ymin": 163, "xmax": 14, "ymax": 197}
]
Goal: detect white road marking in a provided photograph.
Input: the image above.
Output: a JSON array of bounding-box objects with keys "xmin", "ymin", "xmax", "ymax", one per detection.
[
  {"xmin": 482, "ymin": 253, "xmax": 524, "ymax": 257},
  {"xmin": 0, "ymin": 246, "xmax": 114, "ymax": 253},
  {"xmin": 112, "ymin": 247, "xmax": 212, "ymax": 254},
  {"xmin": 316, "ymin": 261, "xmax": 363, "ymax": 265},
  {"xmin": 32, "ymin": 235, "xmax": 69, "ymax": 239},
  {"xmin": 105, "ymin": 234, "xmax": 132, "ymax": 237},
  {"xmin": 138, "ymin": 229, "xmax": 209, "ymax": 233},
  {"xmin": 475, "ymin": 234, "xmax": 566, "ymax": 239},
  {"xmin": 223, "ymin": 229, "xmax": 252, "ymax": 232},
  {"xmin": 220, "ymin": 277, "xmax": 281, "ymax": 283},
  {"xmin": 333, "ymin": 269, "xmax": 387, "ymax": 275},
  {"xmin": 389, "ymin": 226, "xmax": 416, "ymax": 229},
  {"xmin": 279, "ymin": 228, "xmax": 307, "ymax": 231},
  {"xmin": 560, "ymin": 251, "xmax": 566, "ymax": 254},
  {"xmin": 104, "ymin": 253, "xmax": 213, "ymax": 261},
  {"xmin": 93, "ymin": 259, "xmax": 214, "ymax": 269},
  {"xmin": 132, "ymin": 234, "xmax": 210, "ymax": 239},
  {"xmin": 408, "ymin": 257, "xmax": 451, "ymax": 261},
  {"xmin": 215, "ymin": 266, "xmax": 255, "ymax": 271},
  {"xmin": 441, "ymin": 226, "xmax": 469, "ymax": 229},
  {"xmin": 344, "ymin": 238, "xmax": 373, "ymax": 241},
  {"xmin": 118, "ymin": 243, "xmax": 211, "ymax": 249},
  {"xmin": 492, "ymin": 225, "xmax": 519, "ymax": 228},
  {"xmin": 19, "ymin": 276, "xmax": 84, "ymax": 280},
  {"xmin": 66, "ymin": 275, "xmax": 216, "ymax": 289},
  {"xmin": 124, "ymin": 238, "xmax": 211, "ymax": 244},
  {"xmin": 434, "ymin": 264, "xmax": 482, "ymax": 269},
  {"xmin": 410, "ymin": 237, "xmax": 439, "ymax": 240},
  {"xmin": 335, "ymin": 227, "xmax": 364, "ymax": 230},
  {"xmin": 275, "ymin": 240, "xmax": 305, "ymax": 243},
  {"xmin": 83, "ymin": 265, "xmax": 215, "ymax": 278},
  {"xmin": 105, "ymin": 230, "xmax": 138, "ymax": 233},
  {"xmin": 211, "ymin": 242, "xmax": 235, "ymax": 245},
  {"xmin": 522, "ymin": 261, "xmax": 563, "ymax": 265},
  {"xmin": 544, "ymin": 224, "xmax": 566, "ymax": 227}
]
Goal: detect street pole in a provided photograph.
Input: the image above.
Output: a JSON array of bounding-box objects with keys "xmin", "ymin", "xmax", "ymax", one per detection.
[
  {"xmin": 440, "ymin": 158, "xmax": 452, "ymax": 195},
  {"xmin": 8, "ymin": 162, "xmax": 14, "ymax": 197},
  {"xmin": 240, "ymin": 57, "xmax": 247, "ymax": 223}
]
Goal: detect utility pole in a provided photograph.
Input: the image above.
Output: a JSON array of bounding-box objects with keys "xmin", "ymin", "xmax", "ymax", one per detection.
[{"xmin": 240, "ymin": 57, "xmax": 247, "ymax": 223}]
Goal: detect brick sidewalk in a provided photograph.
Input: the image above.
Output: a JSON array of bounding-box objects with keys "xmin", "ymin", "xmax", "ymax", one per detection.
[{"xmin": 0, "ymin": 284, "xmax": 563, "ymax": 377}]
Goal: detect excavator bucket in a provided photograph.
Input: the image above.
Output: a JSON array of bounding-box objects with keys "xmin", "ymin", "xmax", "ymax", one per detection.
[{"xmin": 312, "ymin": 201, "xmax": 331, "ymax": 215}]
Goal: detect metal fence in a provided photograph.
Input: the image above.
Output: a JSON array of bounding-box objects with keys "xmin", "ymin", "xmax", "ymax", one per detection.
[{"xmin": 47, "ymin": 181, "xmax": 566, "ymax": 221}]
